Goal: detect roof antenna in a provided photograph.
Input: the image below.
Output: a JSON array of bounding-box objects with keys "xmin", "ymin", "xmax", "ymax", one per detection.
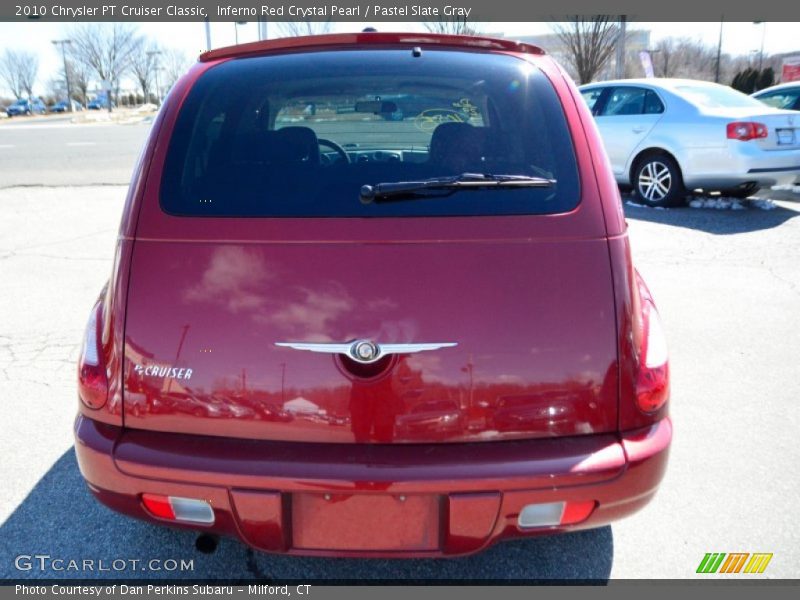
[
  {"xmin": 412, "ymin": 46, "xmax": 422, "ymax": 57},
  {"xmin": 362, "ymin": 27, "xmax": 378, "ymax": 32}
]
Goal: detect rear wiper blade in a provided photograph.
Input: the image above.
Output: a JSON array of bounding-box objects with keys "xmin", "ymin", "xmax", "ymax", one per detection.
[{"xmin": 359, "ymin": 172, "xmax": 556, "ymax": 204}]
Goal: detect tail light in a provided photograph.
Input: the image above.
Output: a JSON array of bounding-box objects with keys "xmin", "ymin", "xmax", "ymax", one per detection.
[
  {"xmin": 78, "ymin": 302, "xmax": 108, "ymax": 409},
  {"xmin": 635, "ymin": 277, "xmax": 670, "ymax": 414},
  {"xmin": 727, "ymin": 122, "xmax": 768, "ymax": 141}
]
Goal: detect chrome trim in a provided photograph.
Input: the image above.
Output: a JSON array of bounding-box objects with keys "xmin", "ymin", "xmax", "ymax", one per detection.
[{"xmin": 275, "ymin": 340, "xmax": 458, "ymax": 364}]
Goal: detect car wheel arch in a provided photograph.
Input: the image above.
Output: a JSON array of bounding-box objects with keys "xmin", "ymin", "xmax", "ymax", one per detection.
[{"xmin": 628, "ymin": 147, "xmax": 685, "ymax": 186}]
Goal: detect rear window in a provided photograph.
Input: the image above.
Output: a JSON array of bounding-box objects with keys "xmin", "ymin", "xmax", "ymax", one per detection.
[
  {"xmin": 676, "ymin": 85, "xmax": 766, "ymax": 110},
  {"xmin": 161, "ymin": 49, "xmax": 580, "ymax": 217}
]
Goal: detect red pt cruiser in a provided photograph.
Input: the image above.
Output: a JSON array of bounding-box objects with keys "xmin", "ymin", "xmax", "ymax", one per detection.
[{"xmin": 75, "ymin": 32, "xmax": 671, "ymax": 557}]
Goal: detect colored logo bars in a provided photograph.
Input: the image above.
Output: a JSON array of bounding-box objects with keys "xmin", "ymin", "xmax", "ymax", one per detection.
[{"xmin": 696, "ymin": 553, "xmax": 773, "ymax": 574}]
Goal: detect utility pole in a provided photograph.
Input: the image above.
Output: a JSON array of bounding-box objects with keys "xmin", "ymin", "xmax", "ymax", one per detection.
[
  {"xmin": 204, "ymin": 17, "xmax": 212, "ymax": 50},
  {"xmin": 279, "ymin": 362, "xmax": 286, "ymax": 402},
  {"xmin": 51, "ymin": 39, "xmax": 73, "ymax": 112},
  {"xmin": 615, "ymin": 16, "xmax": 627, "ymax": 79},
  {"xmin": 714, "ymin": 18, "xmax": 724, "ymax": 83},
  {"xmin": 147, "ymin": 50, "xmax": 162, "ymax": 106},
  {"xmin": 235, "ymin": 21, "xmax": 247, "ymax": 45},
  {"xmin": 754, "ymin": 22, "xmax": 767, "ymax": 72}
]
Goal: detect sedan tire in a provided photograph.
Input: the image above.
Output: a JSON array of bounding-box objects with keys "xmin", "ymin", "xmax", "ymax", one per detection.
[{"xmin": 633, "ymin": 154, "xmax": 686, "ymax": 208}]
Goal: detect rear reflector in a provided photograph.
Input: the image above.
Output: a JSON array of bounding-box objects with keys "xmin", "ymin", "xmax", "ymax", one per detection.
[
  {"xmin": 141, "ymin": 494, "xmax": 214, "ymax": 525},
  {"xmin": 518, "ymin": 500, "xmax": 596, "ymax": 529}
]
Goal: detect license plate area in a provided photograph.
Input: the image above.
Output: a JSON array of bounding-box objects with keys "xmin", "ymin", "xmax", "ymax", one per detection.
[
  {"xmin": 776, "ymin": 128, "xmax": 796, "ymax": 145},
  {"xmin": 292, "ymin": 493, "xmax": 441, "ymax": 551}
]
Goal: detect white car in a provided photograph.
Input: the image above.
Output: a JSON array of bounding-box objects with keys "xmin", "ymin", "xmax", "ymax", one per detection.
[
  {"xmin": 579, "ymin": 78, "xmax": 800, "ymax": 206},
  {"xmin": 751, "ymin": 82, "xmax": 800, "ymax": 112}
]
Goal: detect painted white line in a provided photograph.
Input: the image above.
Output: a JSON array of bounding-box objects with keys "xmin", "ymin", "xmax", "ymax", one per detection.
[
  {"xmin": 66, "ymin": 142, "xmax": 96, "ymax": 146},
  {"xmin": 0, "ymin": 144, "xmax": 15, "ymax": 149}
]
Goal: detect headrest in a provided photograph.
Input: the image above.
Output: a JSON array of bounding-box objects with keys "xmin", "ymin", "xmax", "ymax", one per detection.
[{"xmin": 263, "ymin": 126, "xmax": 320, "ymax": 164}]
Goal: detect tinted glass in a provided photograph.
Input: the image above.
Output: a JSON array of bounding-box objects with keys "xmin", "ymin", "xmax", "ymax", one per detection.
[
  {"xmin": 160, "ymin": 49, "xmax": 580, "ymax": 217},
  {"xmin": 580, "ymin": 88, "xmax": 605, "ymax": 113},
  {"xmin": 600, "ymin": 87, "xmax": 663, "ymax": 116},
  {"xmin": 756, "ymin": 89, "xmax": 800, "ymax": 110}
]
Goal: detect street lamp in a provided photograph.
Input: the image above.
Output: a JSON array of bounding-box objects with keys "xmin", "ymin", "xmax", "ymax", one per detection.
[
  {"xmin": 234, "ymin": 21, "xmax": 247, "ymax": 45},
  {"xmin": 146, "ymin": 50, "xmax": 162, "ymax": 107},
  {"xmin": 51, "ymin": 39, "xmax": 73, "ymax": 112},
  {"xmin": 753, "ymin": 22, "xmax": 767, "ymax": 72}
]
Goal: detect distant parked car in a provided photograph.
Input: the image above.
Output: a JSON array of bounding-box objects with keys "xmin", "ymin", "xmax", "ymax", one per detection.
[
  {"xmin": 5, "ymin": 98, "xmax": 46, "ymax": 116},
  {"xmin": 87, "ymin": 98, "xmax": 114, "ymax": 110},
  {"xmin": 579, "ymin": 78, "xmax": 800, "ymax": 206},
  {"xmin": 49, "ymin": 100, "xmax": 83, "ymax": 113},
  {"xmin": 752, "ymin": 82, "xmax": 800, "ymax": 111}
]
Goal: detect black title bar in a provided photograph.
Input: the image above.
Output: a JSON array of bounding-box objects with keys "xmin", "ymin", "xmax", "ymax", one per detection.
[{"xmin": 4, "ymin": 0, "xmax": 800, "ymax": 22}]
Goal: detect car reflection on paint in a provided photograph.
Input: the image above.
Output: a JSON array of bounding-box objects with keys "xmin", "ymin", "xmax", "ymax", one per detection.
[
  {"xmin": 395, "ymin": 399, "xmax": 465, "ymax": 438},
  {"xmin": 493, "ymin": 394, "xmax": 572, "ymax": 432}
]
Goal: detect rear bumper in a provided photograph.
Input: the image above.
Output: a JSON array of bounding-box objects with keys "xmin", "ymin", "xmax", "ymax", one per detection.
[
  {"xmin": 683, "ymin": 143, "xmax": 800, "ymax": 190},
  {"xmin": 74, "ymin": 415, "xmax": 671, "ymax": 557}
]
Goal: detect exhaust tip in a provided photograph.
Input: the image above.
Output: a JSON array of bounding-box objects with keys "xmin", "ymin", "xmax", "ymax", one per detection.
[{"xmin": 195, "ymin": 534, "xmax": 219, "ymax": 554}]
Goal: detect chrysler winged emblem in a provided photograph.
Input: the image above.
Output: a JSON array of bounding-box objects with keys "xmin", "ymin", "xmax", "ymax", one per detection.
[{"xmin": 275, "ymin": 340, "xmax": 457, "ymax": 364}]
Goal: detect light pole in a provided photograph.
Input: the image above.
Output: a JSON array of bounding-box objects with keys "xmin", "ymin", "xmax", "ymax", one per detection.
[
  {"xmin": 146, "ymin": 50, "xmax": 162, "ymax": 107},
  {"xmin": 234, "ymin": 21, "xmax": 247, "ymax": 45},
  {"xmin": 714, "ymin": 18, "xmax": 723, "ymax": 83},
  {"xmin": 754, "ymin": 22, "xmax": 767, "ymax": 72},
  {"xmin": 204, "ymin": 17, "xmax": 212, "ymax": 50},
  {"xmin": 51, "ymin": 39, "xmax": 73, "ymax": 112}
]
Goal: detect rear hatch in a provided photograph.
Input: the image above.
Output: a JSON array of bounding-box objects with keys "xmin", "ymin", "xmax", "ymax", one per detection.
[{"xmin": 121, "ymin": 47, "xmax": 619, "ymax": 443}]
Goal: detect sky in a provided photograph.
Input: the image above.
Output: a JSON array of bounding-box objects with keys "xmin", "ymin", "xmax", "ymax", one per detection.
[{"xmin": 0, "ymin": 20, "xmax": 799, "ymax": 96}]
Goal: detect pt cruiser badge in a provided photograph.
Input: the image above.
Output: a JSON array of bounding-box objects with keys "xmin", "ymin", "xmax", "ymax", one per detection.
[
  {"xmin": 274, "ymin": 340, "xmax": 458, "ymax": 364},
  {"xmin": 133, "ymin": 364, "xmax": 193, "ymax": 379}
]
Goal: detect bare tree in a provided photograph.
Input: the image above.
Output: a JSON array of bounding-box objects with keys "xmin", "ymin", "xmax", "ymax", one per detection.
[
  {"xmin": 129, "ymin": 43, "xmax": 158, "ymax": 103},
  {"xmin": 275, "ymin": 22, "xmax": 332, "ymax": 37},
  {"xmin": 650, "ymin": 37, "xmax": 718, "ymax": 80},
  {"xmin": 653, "ymin": 38, "xmax": 675, "ymax": 77},
  {"xmin": 160, "ymin": 48, "xmax": 192, "ymax": 92},
  {"xmin": 68, "ymin": 23, "xmax": 141, "ymax": 107},
  {"xmin": 0, "ymin": 50, "xmax": 38, "ymax": 98},
  {"xmin": 552, "ymin": 17, "xmax": 621, "ymax": 84},
  {"xmin": 423, "ymin": 19, "xmax": 481, "ymax": 35},
  {"xmin": 68, "ymin": 60, "xmax": 91, "ymax": 106}
]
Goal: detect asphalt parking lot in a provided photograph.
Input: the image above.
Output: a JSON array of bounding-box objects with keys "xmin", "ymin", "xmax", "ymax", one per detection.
[{"xmin": 1, "ymin": 119, "xmax": 798, "ymax": 581}]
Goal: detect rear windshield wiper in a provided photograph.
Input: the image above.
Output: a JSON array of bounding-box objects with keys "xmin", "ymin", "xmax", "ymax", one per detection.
[{"xmin": 359, "ymin": 172, "xmax": 556, "ymax": 204}]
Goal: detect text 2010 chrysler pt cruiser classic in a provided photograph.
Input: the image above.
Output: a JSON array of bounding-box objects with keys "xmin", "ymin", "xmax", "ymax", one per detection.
[{"xmin": 75, "ymin": 33, "xmax": 671, "ymax": 557}]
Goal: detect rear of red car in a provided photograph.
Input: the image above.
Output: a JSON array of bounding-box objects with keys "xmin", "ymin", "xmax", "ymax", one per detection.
[{"xmin": 75, "ymin": 33, "xmax": 670, "ymax": 557}]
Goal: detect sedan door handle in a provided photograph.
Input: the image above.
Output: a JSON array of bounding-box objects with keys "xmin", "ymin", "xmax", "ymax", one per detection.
[{"xmin": 632, "ymin": 126, "xmax": 646, "ymax": 133}]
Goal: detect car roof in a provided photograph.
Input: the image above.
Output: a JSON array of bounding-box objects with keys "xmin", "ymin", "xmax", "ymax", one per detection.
[
  {"xmin": 579, "ymin": 78, "xmax": 729, "ymax": 91},
  {"xmin": 199, "ymin": 32, "xmax": 545, "ymax": 62},
  {"xmin": 752, "ymin": 81, "xmax": 800, "ymax": 95}
]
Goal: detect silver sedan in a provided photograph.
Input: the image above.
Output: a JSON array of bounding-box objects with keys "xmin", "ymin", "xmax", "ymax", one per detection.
[{"xmin": 579, "ymin": 78, "xmax": 800, "ymax": 207}]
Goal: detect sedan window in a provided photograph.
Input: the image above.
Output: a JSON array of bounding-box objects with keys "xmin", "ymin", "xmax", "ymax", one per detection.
[
  {"xmin": 756, "ymin": 89, "xmax": 800, "ymax": 110},
  {"xmin": 580, "ymin": 88, "xmax": 605, "ymax": 114},
  {"xmin": 600, "ymin": 87, "xmax": 663, "ymax": 116}
]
